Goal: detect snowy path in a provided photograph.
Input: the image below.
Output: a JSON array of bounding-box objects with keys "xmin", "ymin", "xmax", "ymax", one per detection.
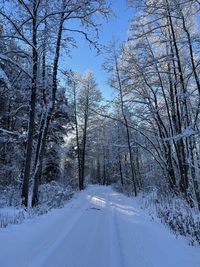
[{"xmin": 0, "ymin": 185, "xmax": 200, "ymax": 267}]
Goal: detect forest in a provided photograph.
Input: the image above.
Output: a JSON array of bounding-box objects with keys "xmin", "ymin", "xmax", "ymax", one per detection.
[{"xmin": 0, "ymin": 0, "xmax": 200, "ymax": 260}]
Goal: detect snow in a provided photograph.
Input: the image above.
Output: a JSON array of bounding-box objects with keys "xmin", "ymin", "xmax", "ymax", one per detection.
[
  {"xmin": 0, "ymin": 185, "xmax": 199, "ymax": 267},
  {"xmin": 0, "ymin": 207, "xmax": 26, "ymax": 228},
  {"xmin": 0, "ymin": 207, "xmax": 22, "ymax": 217},
  {"xmin": 0, "ymin": 54, "xmax": 32, "ymax": 79},
  {"xmin": 0, "ymin": 67, "xmax": 11, "ymax": 89},
  {"xmin": 163, "ymin": 127, "xmax": 197, "ymax": 142}
]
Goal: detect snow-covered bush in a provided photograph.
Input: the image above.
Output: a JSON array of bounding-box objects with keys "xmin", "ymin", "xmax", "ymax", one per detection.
[
  {"xmin": 115, "ymin": 182, "xmax": 200, "ymax": 245},
  {"xmin": 0, "ymin": 208, "xmax": 26, "ymax": 228},
  {"xmin": 142, "ymin": 190, "xmax": 200, "ymax": 245},
  {"xmin": 0, "ymin": 182, "xmax": 75, "ymax": 228},
  {"xmin": 113, "ymin": 180, "xmax": 138, "ymax": 197},
  {"xmin": 37, "ymin": 181, "xmax": 74, "ymax": 212},
  {"xmin": 0, "ymin": 185, "xmax": 21, "ymax": 207},
  {"xmin": 0, "ymin": 186, "xmax": 26, "ymax": 228}
]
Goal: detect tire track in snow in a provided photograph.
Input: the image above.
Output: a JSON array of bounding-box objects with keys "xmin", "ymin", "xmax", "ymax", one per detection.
[
  {"xmin": 108, "ymin": 191, "xmax": 152, "ymax": 267},
  {"xmin": 39, "ymin": 190, "xmax": 108, "ymax": 267},
  {"xmin": 1, "ymin": 186, "xmax": 200, "ymax": 267},
  {"xmin": 107, "ymin": 192, "xmax": 126, "ymax": 267},
  {"xmin": 28, "ymin": 191, "xmax": 99, "ymax": 267}
]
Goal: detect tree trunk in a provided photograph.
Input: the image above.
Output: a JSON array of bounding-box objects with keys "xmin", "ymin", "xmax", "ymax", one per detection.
[
  {"xmin": 166, "ymin": 1, "xmax": 189, "ymax": 194},
  {"xmin": 72, "ymin": 77, "xmax": 82, "ymax": 190},
  {"xmin": 79, "ymin": 94, "xmax": 89, "ymax": 190},
  {"xmin": 114, "ymin": 52, "xmax": 137, "ymax": 196},
  {"xmin": 31, "ymin": 8, "xmax": 65, "ymax": 206},
  {"xmin": 21, "ymin": 2, "xmax": 38, "ymax": 207}
]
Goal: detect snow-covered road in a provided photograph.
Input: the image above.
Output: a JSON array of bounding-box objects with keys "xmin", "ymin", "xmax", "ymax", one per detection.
[{"xmin": 0, "ymin": 185, "xmax": 200, "ymax": 267}]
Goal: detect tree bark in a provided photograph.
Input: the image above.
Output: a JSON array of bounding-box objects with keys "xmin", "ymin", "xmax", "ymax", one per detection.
[
  {"xmin": 21, "ymin": 1, "xmax": 38, "ymax": 207},
  {"xmin": 32, "ymin": 8, "xmax": 65, "ymax": 206},
  {"xmin": 114, "ymin": 52, "xmax": 137, "ymax": 196}
]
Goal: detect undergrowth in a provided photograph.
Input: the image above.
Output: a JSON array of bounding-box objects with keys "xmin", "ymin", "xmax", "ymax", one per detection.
[
  {"xmin": 0, "ymin": 181, "xmax": 74, "ymax": 228},
  {"xmin": 114, "ymin": 181, "xmax": 200, "ymax": 246}
]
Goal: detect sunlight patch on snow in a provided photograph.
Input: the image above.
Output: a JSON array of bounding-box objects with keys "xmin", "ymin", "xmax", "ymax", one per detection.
[
  {"xmin": 90, "ymin": 196, "xmax": 107, "ymax": 207},
  {"xmin": 111, "ymin": 203, "xmax": 138, "ymax": 217},
  {"xmin": 0, "ymin": 186, "xmax": 200, "ymax": 267}
]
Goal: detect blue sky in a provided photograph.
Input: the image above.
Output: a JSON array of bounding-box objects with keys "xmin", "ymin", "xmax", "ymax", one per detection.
[{"xmin": 65, "ymin": 0, "xmax": 133, "ymax": 100}]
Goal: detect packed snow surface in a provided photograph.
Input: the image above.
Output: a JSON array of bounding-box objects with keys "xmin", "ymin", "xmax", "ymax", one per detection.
[{"xmin": 0, "ymin": 185, "xmax": 199, "ymax": 267}]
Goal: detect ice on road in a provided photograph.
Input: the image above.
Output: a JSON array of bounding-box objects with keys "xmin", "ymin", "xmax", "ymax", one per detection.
[{"xmin": 0, "ymin": 185, "xmax": 200, "ymax": 267}]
